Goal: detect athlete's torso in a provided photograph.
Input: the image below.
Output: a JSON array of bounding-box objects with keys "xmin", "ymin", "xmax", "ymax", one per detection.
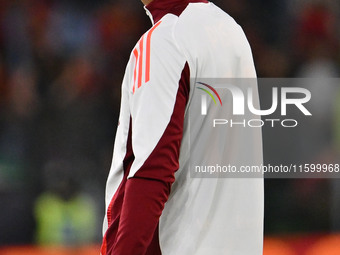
[{"xmin": 104, "ymin": 2, "xmax": 263, "ymax": 254}]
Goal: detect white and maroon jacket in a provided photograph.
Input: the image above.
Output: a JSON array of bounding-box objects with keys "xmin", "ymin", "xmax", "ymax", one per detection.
[{"xmin": 101, "ymin": 0, "xmax": 263, "ymax": 254}]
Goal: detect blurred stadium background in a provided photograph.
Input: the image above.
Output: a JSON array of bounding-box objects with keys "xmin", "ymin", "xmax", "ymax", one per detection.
[{"xmin": 0, "ymin": 0, "xmax": 339, "ymax": 254}]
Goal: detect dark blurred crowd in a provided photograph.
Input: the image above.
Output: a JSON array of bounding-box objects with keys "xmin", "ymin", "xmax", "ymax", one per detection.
[{"xmin": 0, "ymin": 0, "xmax": 339, "ymax": 246}]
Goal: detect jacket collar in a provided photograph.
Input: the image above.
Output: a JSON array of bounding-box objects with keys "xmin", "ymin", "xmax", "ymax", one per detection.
[{"xmin": 144, "ymin": 0, "xmax": 208, "ymax": 24}]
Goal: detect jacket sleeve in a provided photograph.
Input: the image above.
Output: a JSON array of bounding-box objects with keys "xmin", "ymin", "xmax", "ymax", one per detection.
[{"xmin": 111, "ymin": 19, "xmax": 190, "ymax": 254}]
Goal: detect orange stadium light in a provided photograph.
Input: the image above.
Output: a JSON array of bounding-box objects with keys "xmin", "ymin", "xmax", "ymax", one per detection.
[
  {"xmin": 263, "ymin": 238, "xmax": 297, "ymax": 255},
  {"xmin": 305, "ymin": 235, "xmax": 340, "ymax": 255},
  {"xmin": 0, "ymin": 245, "xmax": 101, "ymax": 255}
]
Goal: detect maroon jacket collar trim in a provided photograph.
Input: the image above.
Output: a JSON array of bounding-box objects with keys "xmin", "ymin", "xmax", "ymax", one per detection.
[{"xmin": 145, "ymin": 0, "xmax": 209, "ymax": 24}]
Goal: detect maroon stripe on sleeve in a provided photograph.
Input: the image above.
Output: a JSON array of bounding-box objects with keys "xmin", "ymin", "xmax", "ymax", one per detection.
[
  {"xmin": 132, "ymin": 62, "xmax": 190, "ymax": 184},
  {"xmin": 101, "ymin": 119, "xmax": 134, "ymax": 255},
  {"xmin": 108, "ymin": 62, "xmax": 190, "ymax": 255}
]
